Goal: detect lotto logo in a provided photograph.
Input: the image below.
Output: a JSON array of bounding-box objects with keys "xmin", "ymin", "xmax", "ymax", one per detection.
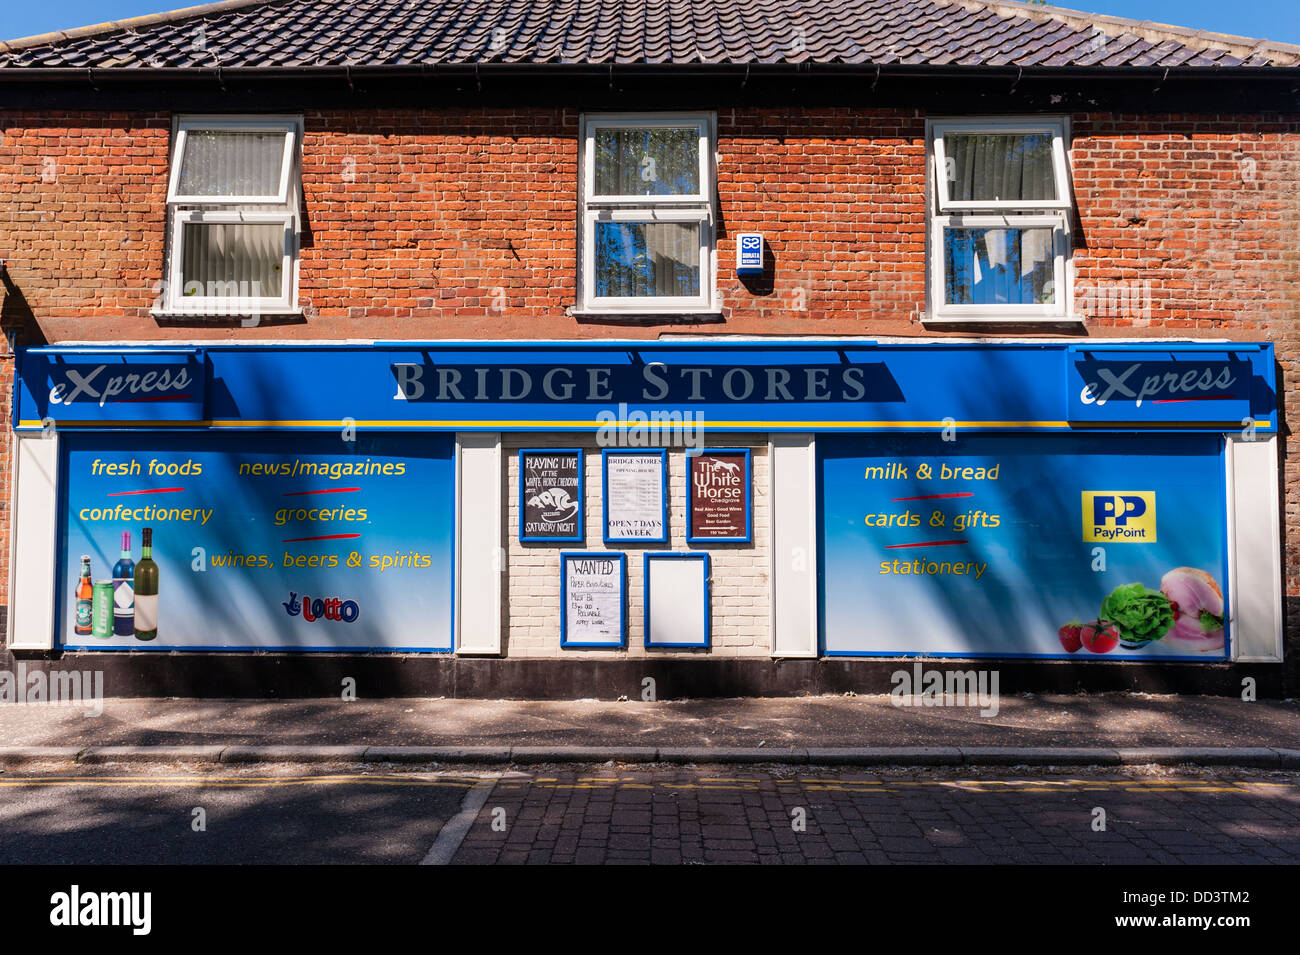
[{"xmin": 1081, "ymin": 491, "xmax": 1156, "ymax": 542}]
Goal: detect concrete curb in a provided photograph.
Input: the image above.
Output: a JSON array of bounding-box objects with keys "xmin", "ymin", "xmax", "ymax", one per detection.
[
  {"xmin": 1, "ymin": 745, "xmax": 1297, "ymax": 768},
  {"xmin": 79, "ymin": 745, "xmax": 228, "ymax": 764}
]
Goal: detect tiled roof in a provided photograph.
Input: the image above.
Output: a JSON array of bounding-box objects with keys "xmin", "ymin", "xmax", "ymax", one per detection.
[{"xmin": 2, "ymin": 0, "xmax": 1296, "ymax": 70}]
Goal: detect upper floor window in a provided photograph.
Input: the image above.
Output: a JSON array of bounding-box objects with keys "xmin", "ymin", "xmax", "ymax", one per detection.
[
  {"xmin": 160, "ymin": 116, "xmax": 301, "ymax": 316},
  {"xmin": 579, "ymin": 113, "xmax": 715, "ymax": 314},
  {"xmin": 929, "ymin": 119, "xmax": 1072, "ymax": 320}
]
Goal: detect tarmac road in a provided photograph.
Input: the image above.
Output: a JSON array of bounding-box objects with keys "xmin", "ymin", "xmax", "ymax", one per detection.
[{"xmin": 0, "ymin": 762, "xmax": 1297, "ymax": 865}]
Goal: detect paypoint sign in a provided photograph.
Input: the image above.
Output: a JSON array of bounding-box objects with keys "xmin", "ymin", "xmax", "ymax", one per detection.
[{"xmin": 1082, "ymin": 491, "xmax": 1156, "ymax": 542}]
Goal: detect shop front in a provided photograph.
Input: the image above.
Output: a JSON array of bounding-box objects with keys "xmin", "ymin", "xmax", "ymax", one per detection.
[{"xmin": 6, "ymin": 339, "xmax": 1284, "ymax": 695}]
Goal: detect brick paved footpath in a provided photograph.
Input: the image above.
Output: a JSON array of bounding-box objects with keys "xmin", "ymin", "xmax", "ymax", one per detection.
[{"xmin": 451, "ymin": 767, "xmax": 1300, "ymax": 865}]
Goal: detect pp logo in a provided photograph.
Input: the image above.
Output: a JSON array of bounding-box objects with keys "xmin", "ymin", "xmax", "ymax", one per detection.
[{"xmin": 1081, "ymin": 491, "xmax": 1156, "ymax": 543}]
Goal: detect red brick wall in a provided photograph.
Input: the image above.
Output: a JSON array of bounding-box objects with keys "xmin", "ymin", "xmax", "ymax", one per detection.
[{"xmin": 2, "ymin": 106, "xmax": 1297, "ymax": 665}]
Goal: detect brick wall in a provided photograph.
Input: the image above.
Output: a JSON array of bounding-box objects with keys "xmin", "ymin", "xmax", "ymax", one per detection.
[
  {"xmin": 1, "ymin": 106, "xmax": 1296, "ymax": 672},
  {"xmin": 503, "ymin": 434, "xmax": 770, "ymax": 658},
  {"xmin": 2, "ymin": 108, "xmax": 1295, "ymax": 340}
]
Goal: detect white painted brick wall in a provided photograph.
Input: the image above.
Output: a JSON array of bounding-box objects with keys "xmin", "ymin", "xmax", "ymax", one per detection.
[{"xmin": 501, "ymin": 434, "xmax": 771, "ymax": 658}]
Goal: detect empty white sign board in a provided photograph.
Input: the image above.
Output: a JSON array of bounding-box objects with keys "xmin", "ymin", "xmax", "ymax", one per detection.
[{"xmin": 643, "ymin": 553, "xmax": 710, "ymax": 648}]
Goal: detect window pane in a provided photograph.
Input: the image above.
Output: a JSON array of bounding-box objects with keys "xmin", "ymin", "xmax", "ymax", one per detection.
[
  {"xmin": 177, "ymin": 130, "xmax": 287, "ymax": 197},
  {"xmin": 180, "ymin": 222, "xmax": 284, "ymax": 298},
  {"xmin": 593, "ymin": 127, "xmax": 701, "ymax": 196},
  {"xmin": 945, "ymin": 132, "xmax": 1057, "ymax": 203},
  {"xmin": 593, "ymin": 221, "xmax": 700, "ymax": 298},
  {"xmin": 943, "ymin": 227, "xmax": 1055, "ymax": 305}
]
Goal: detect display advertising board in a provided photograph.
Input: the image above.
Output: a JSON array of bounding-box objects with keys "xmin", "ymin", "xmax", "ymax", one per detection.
[
  {"xmin": 644, "ymin": 553, "xmax": 711, "ymax": 648},
  {"xmin": 686, "ymin": 449, "xmax": 752, "ymax": 542},
  {"xmin": 819, "ymin": 433, "xmax": 1229, "ymax": 660},
  {"xmin": 57, "ymin": 433, "xmax": 455, "ymax": 651},
  {"xmin": 560, "ymin": 551, "xmax": 627, "ymax": 648},
  {"xmin": 520, "ymin": 449, "xmax": 584, "ymax": 542},
  {"xmin": 602, "ymin": 450, "xmax": 667, "ymax": 543}
]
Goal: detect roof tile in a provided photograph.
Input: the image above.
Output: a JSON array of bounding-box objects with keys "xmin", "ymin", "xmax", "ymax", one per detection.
[{"xmin": 0, "ymin": 0, "xmax": 1294, "ymax": 69}]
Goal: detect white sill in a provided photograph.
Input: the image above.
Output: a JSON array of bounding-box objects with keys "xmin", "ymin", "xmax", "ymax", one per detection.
[
  {"xmin": 151, "ymin": 307, "xmax": 304, "ymax": 321},
  {"xmin": 923, "ymin": 312, "xmax": 1083, "ymax": 325},
  {"xmin": 568, "ymin": 306, "xmax": 723, "ymax": 322}
]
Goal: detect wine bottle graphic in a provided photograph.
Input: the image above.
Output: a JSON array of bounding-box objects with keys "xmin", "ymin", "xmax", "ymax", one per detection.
[
  {"xmin": 133, "ymin": 527, "xmax": 158, "ymax": 641},
  {"xmin": 113, "ymin": 530, "xmax": 135, "ymax": 637}
]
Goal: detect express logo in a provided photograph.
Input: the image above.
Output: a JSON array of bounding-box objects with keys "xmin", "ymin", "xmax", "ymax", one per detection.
[
  {"xmin": 282, "ymin": 591, "xmax": 360, "ymax": 623},
  {"xmin": 1081, "ymin": 491, "xmax": 1156, "ymax": 543}
]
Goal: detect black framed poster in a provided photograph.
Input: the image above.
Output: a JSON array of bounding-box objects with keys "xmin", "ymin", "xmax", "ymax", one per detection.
[{"xmin": 519, "ymin": 449, "xmax": 584, "ymax": 542}]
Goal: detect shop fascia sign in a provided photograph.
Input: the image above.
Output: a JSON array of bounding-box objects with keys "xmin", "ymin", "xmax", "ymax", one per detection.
[
  {"xmin": 390, "ymin": 359, "xmax": 872, "ymax": 404},
  {"xmin": 14, "ymin": 341, "xmax": 1276, "ymax": 434},
  {"xmin": 1066, "ymin": 344, "xmax": 1258, "ymax": 426},
  {"xmin": 30, "ymin": 349, "xmax": 207, "ymax": 422}
]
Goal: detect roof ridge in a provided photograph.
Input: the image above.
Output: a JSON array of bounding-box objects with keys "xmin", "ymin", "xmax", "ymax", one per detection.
[
  {"xmin": 0, "ymin": 0, "xmax": 289, "ymax": 53},
  {"xmin": 949, "ymin": 0, "xmax": 1300, "ymax": 64}
]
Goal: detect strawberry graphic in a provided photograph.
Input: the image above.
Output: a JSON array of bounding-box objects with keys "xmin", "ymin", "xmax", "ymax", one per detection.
[
  {"xmin": 1080, "ymin": 621, "xmax": 1120, "ymax": 654},
  {"xmin": 1058, "ymin": 622, "xmax": 1083, "ymax": 653}
]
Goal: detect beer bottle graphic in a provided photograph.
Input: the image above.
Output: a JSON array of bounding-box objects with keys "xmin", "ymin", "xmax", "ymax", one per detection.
[
  {"xmin": 133, "ymin": 527, "xmax": 159, "ymax": 641},
  {"xmin": 112, "ymin": 530, "xmax": 135, "ymax": 636},
  {"xmin": 74, "ymin": 555, "xmax": 93, "ymax": 636}
]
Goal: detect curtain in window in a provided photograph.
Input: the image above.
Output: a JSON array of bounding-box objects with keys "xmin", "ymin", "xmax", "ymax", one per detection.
[
  {"xmin": 177, "ymin": 131, "xmax": 287, "ymax": 197},
  {"xmin": 593, "ymin": 128, "xmax": 700, "ymax": 196},
  {"xmin": 943, "ymin": 227, "xmax": 1054, "ymax": 305},
  {"xmin": 946, "ymin": 133, "xmax": 1056, "ymax": 203},
  {"xmin": 180, "ymin": 222, "xmax": 284, "ymax": 298},
  {"xmin": 593, "ymin": 221, "xmax": 700, "ymax": 297}
]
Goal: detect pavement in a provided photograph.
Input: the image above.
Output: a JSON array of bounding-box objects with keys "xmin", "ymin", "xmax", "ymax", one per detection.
[{"xmin": 0, "ymin": 692, "xmax": 1297, "ymax": 767}]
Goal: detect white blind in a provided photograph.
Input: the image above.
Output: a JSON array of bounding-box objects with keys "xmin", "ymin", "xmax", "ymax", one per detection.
[
  {"xmin": 947, "ymin": 132, "xmax": 1057, "ymax": 203},
  {"xmin": 177, "ymin": 130, "xmax": 287, "ymax": 198},
  {"xmin": 180, "ymin": 222, "xmax": 284, "ymax": 298}
]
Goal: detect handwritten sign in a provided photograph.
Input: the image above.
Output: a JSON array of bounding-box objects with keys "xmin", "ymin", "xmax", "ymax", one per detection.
[
  {"xmin": 687, "ymin": 450, "xmax": 751, "ymax": 542},
  {"xmin": 561, "ymin": 552, "xmax": 625, "ymax": 647},
  {"xmin": 603, "ymin": 451, "xmax": 667, "ymax": 542},
  {"xmin": 520, "ymin": 449, "xmax": 583, "ymax": 541}
]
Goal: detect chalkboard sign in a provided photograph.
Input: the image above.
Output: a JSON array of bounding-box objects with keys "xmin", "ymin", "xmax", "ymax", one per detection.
[
  {"xmin": 687, "ymin": 449, "xmax": 752, "ymax": 543},
  {"xmin": 561, "ymin": 552, "xmax": 626, "ymax": 648},
  {"xmin": 602, "ymin": 450, "xmax": 668, "ymax": 543},
  {"xmin": 520, "ymin": 449, "xmax": 584, "ymax": 542},
  {"xmin": 644, "ymin": 553, "xmax": 710, "ymax": 648}
]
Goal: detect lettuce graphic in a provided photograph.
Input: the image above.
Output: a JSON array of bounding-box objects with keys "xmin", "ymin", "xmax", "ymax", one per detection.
[{"xmin": 1099, "ymin": 583, "xmax": 1175, "ymax": 649}]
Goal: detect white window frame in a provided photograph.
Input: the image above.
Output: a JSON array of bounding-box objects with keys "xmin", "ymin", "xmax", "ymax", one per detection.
[
  {"xmin": 579, "ymin": 112, "xmax": 716, "ymax": 314},
  {"xmin": 927, "ymin": 117, "xmax": 1073, "ymax": 321},
  {"xmin": 165, "ymin": 210, "xmax": 296, "ymax": 315},
  {"xmin": 160, "ymin": 115, "xmax": 302, "ymax": 317},
  {"xmin": 932, "ymin": 120, "xmax": 1071, "ymax": 212},
  {"xmin": 166, "ymin": 117, "xmax": 298, "ymax": 205},
  {"xmin": 929, "ymin": 213, "xmax": 1070, "ymax": 320}
]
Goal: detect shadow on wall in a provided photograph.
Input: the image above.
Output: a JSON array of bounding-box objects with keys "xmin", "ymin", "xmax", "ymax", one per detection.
[{"xmin": 1, "ymin": 264, "xmax": 44, "ymax": 348}]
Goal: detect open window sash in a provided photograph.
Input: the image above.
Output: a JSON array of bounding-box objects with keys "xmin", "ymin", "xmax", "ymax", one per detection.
[
  {"xmin": 167, "ymin": 118, "xmax": 298, "ymax": 205},
  {"xmin": 932, "ymin": 121, "xmax": 1071, "ymax": 213}
]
